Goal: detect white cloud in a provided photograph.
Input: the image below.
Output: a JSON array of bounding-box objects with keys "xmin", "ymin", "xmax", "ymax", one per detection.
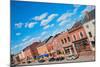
[
  {"xmin": 82, "ymin": 6, "xmax": 95, "ymax": 13},
  {"xmin": 25, "ymin": 22, "xmax": 37, "ymax": 28},
  {"xmin": 33, "ymin": 12, "xmax": 48, "ymax": 21},
  {"xmin": 41, "ymin": 31, "xmax": 47, "ymax": 36},
  {"xmin": 57, "ymin": 5, "xmax": 81, "ymax": 23},
  {"xmin": 41, "ymin": 14, "xmax": 58, "ymax": 26},
  {"xmin": 21, "ymin": 37, "xmax": 38, "ymax": 49},
  {"xmin": 16, "ymin": 32, "xmax": 21, "ymax": 36},
  {"xmin": 59, "ymin": 20, "xmax": 68, "ymax": 26},
  {"xmin": 57, "ymin": 5, "xmax": 80, "ymax": 25},
  {"xmin": 28, "ymin": 22, "xmax": 36, "ymax": 28},
  {"xmin": 43, "ymin": 24, "xmax": 54, "ymax": 29},
  {"xmin": 50, "ymin": 24, "xmax": 54, "ymax": 27},
  {"xmin": 52, "ymin": 29, "xmax": 63, "ymax": 36},
  {"xmin": 77, "ymin": 6, "xmax": 95, "ymax": 20},
  {"xmin": 22, "ymin": 36, "xmax": 30, "ymax": 42},
  {"xmin": 40, "ymin": 31, "xmax": 52, "ymax": 41},
  {"xmin": 15, "ymin": 23, "xmax": 23, "ymax": 28},
  {"xmin": 57, "ymin": 12, "xmax": 73, "ymax": 22},
  {"xmin": 43, "ymin": 25, "xmax": 50, "ymax": 29},
  {"xmin": 11, "ymin": 36, "xmax": 40, "ymax": 53},
  {"xmin": 12, "ymin": 45, "xmax": 19, "ymax": 50},
  {"xmin": 72, "ymin": 5, "xmax": 81, "ymax": 15},
  {"xmin": 48, "ymin": 14, "xmax": 58, "ymax": 20},
  {"xmin": 15, "ymin": 22, "xmax": 37, "ymax": 29},
  {"xmin": 73, "ymin": 7, "xmax": 80, "ymax": 14}
]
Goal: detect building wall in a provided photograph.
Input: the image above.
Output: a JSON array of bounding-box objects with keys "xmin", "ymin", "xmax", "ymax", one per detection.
[
  {"xmin": 46, "ymin": 42, "xmax": 53, "ymax": 53},
  {"xmin": 37, "ymin": 45, "xmax": 48, "ymax": 55},
  {"xmin": 83, "ymin": 19, "xmax": 95, "ymax": 51},
  {"xmin": 53, "ymin": 32, "xmax": 68, "ymax": 51},
  {"xmin": 60, "ymin": 32, "xmax": 72, "ymax": 47},
  {"xmin": 69, "ymin": 26, "xmax": 87, "ymax": 42},
  {"xmin": 30, "ymin": 42, "xmax": 40, "ymax": 57},
  {"xmin": 23, "ymin": 47, "xmax": 33, "ymax": 60},
  {"xmin": 68, "ymin": 26, "xmax": 91, "ymax": 53},
  {"xmin": 61, "ymin": 32, "xmax": 78, "ymax": 56},
  {"xmin": 18, "ymin": 51, "xmax": 25, "ymax": 61},
  {"xmin": 32, "ymin": 49, "xmax": 39, "ymax": 57},
  {"xmin": 53, "ymin": 36, "xmax": 62, "ymax": 51},
  {"xmin": 13, "ymin": 54, "xmax": 20, "ymax": 64}
]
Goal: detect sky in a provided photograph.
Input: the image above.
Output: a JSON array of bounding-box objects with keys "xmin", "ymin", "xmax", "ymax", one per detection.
[{"xmin": 11, "ymin": 1, "xmax": 95, "ymax": 54}]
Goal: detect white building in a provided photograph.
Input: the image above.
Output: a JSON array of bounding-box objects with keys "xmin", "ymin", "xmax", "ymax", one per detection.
[{"xmin": 82, "ymin": 9, "xmax": 95, "ymax": 51}]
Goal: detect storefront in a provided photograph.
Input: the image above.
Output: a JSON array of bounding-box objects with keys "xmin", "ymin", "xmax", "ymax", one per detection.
[
  {"xmin": 63, "ymin": 44, "xmax": 78, "ymax": 60},
  {"xmin": 73, "ymin": 38, "xmax": 91, "ymax": 53}
]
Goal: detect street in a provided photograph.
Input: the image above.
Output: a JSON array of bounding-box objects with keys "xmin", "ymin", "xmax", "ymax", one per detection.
[{"xmin": 17, "ymin": 51, "xmax": 95, "ymax": 66}]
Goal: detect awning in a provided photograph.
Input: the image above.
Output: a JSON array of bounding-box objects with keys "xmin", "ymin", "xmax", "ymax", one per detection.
[{"xmin": 36, "ymin": 54, "xmax": 49, "ymax": 58}]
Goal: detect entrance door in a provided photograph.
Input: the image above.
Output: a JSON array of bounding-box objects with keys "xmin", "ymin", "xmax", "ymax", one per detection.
[{"xmin": 64, "ymin": 46, "xmax": 74, "ymax": 56}]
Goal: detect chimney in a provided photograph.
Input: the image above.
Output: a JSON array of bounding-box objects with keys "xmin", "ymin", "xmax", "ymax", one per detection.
[{"xmin": 84, "ymin": 11, "xmax": 90, "ymax": 20}]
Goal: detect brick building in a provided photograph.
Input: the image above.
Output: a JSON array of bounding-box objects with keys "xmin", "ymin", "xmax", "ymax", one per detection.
[
  {"xmin": 52, "ymin": 32, "xmax": 78, "ymax": 58},
  {"xmin": 22, "ymin": 42, "xmax": 40, "ymax": 63},
  {"xmin": 68, "ymin": 21, "xmax": 91, "ymax": 54},
  {"xmin": 13, "ymin": 53, "xmax": 21, "ymax": 65}
]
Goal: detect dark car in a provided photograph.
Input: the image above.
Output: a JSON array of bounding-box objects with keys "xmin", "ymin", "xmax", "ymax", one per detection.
[
  {"xmin": 38, "ymin": 59, "xmax": 45, "ymax": 63},
  {"xmin": 27, "ymin": 60, "xmax": 32, "ymax": 63},
  {"xmin": 49, "ymin": 57, "xmax": 55, "ymax": 62},
  {"xmin": 59, "ymin": 57, "xmax": 65, "ymax": 61},
  {"xmin": 55, "ymin": 57, "xmax": 60, "ymax": 61}
]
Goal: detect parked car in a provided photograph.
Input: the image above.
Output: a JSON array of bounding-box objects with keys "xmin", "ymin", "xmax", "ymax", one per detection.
[
  {"xmin": 49, "ymin": 57, "xmax": 55, "ymax": 62},
  {"xmin": 38, "ymin": 59, "xmax": 45, "ymax": 63},
  {"xmin": 59, "ymin": 57, "xmax": 65, "ymax": 61},
  {"xmin": 22, "ymin": 62, "xmax": 25, "ymax": 64},
  {"xmin": 27, "ymin": 60, "xmax": 32, "ymax": 63},
  {"xmin": 66, "ymin": 54, "xmax": 79, "ymax": 60},
  {"xmin": 55, "ymin": 57, "xmax": 60, "ymax": 61}
]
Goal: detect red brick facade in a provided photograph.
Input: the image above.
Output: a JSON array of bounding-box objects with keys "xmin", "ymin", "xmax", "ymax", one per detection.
[{"xmin": 68, "ymin": 22, "xmax": 91, "ymax": 53}]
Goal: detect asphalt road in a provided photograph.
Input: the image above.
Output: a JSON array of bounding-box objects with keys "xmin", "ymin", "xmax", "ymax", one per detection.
[{"xmin": 17, "ymin": 54, "xmax": 95, "ymax": 66}]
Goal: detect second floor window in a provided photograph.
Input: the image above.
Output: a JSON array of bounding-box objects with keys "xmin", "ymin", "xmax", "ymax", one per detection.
[
  {"xmin": 67, "ymin": 37, "xmax": 70, "ymax": 42},
  {"xmin": 86, "ymin": 25, "xmax": 89, "ymax": 28},
  {"xmin": 92, "ymin": 21, "xmax": 95, "ymax": 25},
  {"xmin": 88, "ymin": 32, "xmax": 92, "ymax": 37},
  {"xmin": 73, "ymin": 35, "xmax": 76, "ymax": 41},
  {"xmin": 80, "ymin": 32, "xmax": 83, "ymax": 38},
  {"xmin": 64, "ymin": 38, "xmax": 67, "ymax": 43},
  {"xmin": 61, "ymin": 40, "xmax": 64, "ymax": 44}
]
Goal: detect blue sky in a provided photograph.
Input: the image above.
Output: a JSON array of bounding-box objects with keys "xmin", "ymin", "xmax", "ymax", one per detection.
[{"xmin": 11, "ymin": 1, "xmax": 95, "ymax": 54}]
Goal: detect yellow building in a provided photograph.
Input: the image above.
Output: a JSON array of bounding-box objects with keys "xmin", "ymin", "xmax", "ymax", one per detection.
[{"xmin": 37, "ymin": 44, "xmax": 48, "ymax": 55}]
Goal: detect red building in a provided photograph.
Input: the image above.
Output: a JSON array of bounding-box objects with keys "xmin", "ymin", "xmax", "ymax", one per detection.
[
  {"xmin": 22, "ymin": 42, "xmax": 40, "ymax": 63},
  {"xmin": 13, "ymin": 53, "xmax": 21, "ymax": 65},
  {"xmin": 52, "ymin": 32, "xmax": 78, "ymax": 59},
  {"xmin": 45, "ymin": 36, "xmax": 54, "ymax": 56},
  {"xmin": 68, "ymin": 21, "xmax": 91, "ymax": 53}
]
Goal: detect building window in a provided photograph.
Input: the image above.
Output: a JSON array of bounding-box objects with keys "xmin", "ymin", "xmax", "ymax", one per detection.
[
  {"xmin": 64, "ymin": 48, "xmax": 70, "ymax": 55},
  {"xmin": 61, "ymin": 40, "xmax": 64, "ymax": 44},
  {"xmin": 73, "ymin": 35, "xmax": 76, "ymax": 41},
  {"xmin": 67, "ymin": 37, "xmax": 70, "ymax": 42},
  {"xmin": 82, "ymin": 40, "xmax": 88, "ymax": 48},
  {"xmin": 92, "ymin": 21, "xmax": 95, "ymax": 25},
  {"xmin": 64, "ymin": 38, "xmax": 67, "ymax": 43},
  {"xmin": 16, "ymin": 56, "xmax": 20, "ymax": 62},
  {"xmin": 86, "ymin": 25, "xmax": 89, "ymax": 28},
  {"xmin": 88, "ymin": 32, "xmax": 92, "ymax": 37},
  {"xmin": 57, "ymin": 50, "xmax": 62, "ymax": 55},
  {"xmin": 91, "ymin": 41, "xmax": 95, "ymax": 47},
  {"xmin": 80, "ymin": 32, "xmax": 83, "ymax": 38}
]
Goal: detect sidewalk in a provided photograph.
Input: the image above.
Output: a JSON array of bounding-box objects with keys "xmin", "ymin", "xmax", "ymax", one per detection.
[{"xmin": 17, "ymin": 51, "xmax": 95, "ymax": 66}]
